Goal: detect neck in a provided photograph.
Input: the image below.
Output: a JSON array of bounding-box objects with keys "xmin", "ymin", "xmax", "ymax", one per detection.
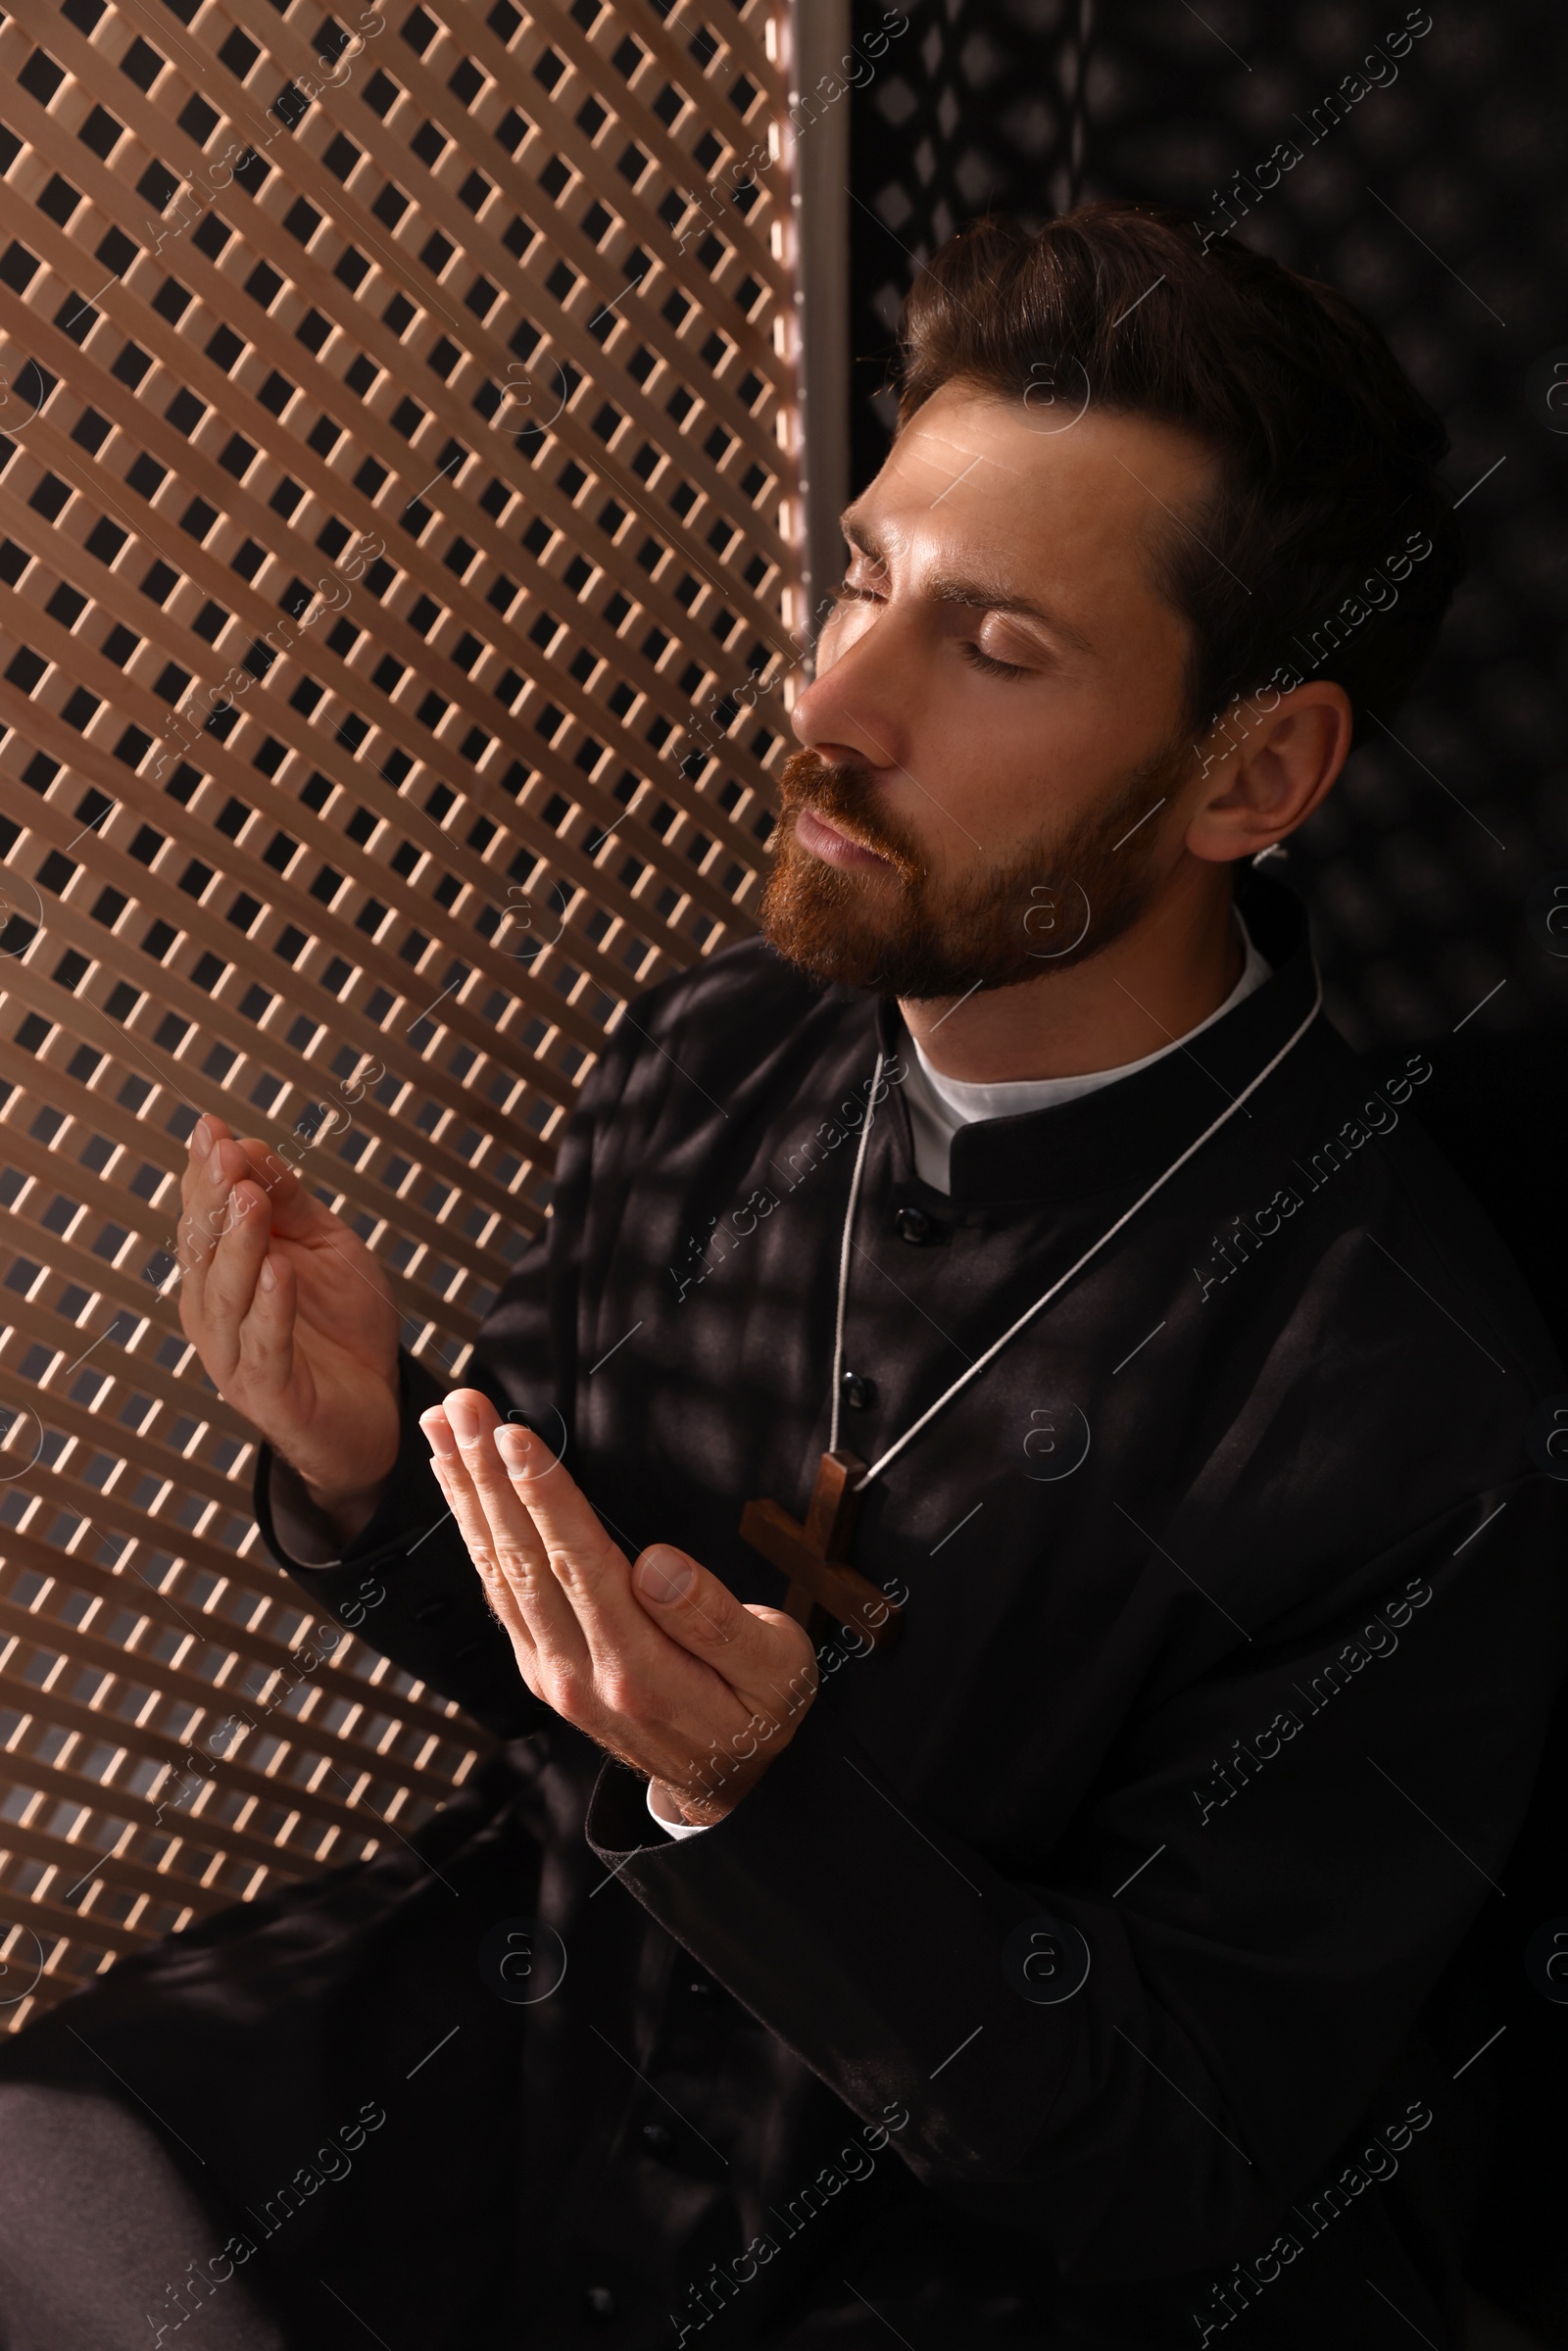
[{"xmin": 900, "ymin": 868, "xmax": 1244, "ymax": 1085}]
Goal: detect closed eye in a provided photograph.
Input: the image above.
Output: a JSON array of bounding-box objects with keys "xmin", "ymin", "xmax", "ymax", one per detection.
[
  {"xmin": 832, "ymin": 577, "xmax": 1032, "ymax": 678},
  {"xmin": 961, "ymin": 642, "xmax": 1029, "ymax": 680}
]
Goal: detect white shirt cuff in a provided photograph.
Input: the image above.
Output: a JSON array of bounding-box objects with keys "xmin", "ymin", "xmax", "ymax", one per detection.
[{"xmin": 646, "ymin": 1780, "xmax": 710, "ymax": 1839}]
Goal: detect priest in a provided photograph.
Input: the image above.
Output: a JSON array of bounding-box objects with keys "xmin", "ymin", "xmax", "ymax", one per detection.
[{"xmin": 2, "ymin": 202, "xmax": 1562, "ymax": 2351}]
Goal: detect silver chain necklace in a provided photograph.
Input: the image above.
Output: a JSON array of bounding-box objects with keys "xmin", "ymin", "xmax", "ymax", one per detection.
[{"xmin": 827, "ymin": 968, "xmax": 1324, "ymax": 1487}]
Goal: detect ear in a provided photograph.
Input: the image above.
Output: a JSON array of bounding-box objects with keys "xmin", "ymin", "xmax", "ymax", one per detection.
[{"xmin": 1185, "ymin": 681, "xmax": 1353, "ymax": 864}]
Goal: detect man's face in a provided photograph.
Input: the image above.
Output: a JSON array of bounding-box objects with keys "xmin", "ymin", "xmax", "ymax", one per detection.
[{"xmin": 760, "ymin": 381, "xmax": 1217, "ymax": 999}]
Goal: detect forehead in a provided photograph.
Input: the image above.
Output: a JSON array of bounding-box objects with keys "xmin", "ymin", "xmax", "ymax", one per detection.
[{"xmin": 853, "ymin": 378, "xmax": 1217, "ymax": 611}]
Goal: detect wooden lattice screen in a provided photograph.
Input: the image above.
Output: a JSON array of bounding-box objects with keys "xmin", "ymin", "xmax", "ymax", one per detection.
[{"xmin": 0, "ymin": 0, "xmax": 803, "ymax": 2030}]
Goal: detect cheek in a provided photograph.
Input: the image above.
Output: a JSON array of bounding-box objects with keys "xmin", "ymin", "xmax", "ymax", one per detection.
[{"xmin": 910, "ymin": 693, "xmax": 1122, "ymax": 873}]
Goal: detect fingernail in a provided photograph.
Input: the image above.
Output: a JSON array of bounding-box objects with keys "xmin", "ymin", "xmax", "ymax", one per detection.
[
  {"xmin": 419, "ymin": 1411, "xmax": 456, "ymax": 1459},
  {"xmin": 207, "ymin": 1141, "xmax": 224, "ymax": 1180},
  {"xmin": 259, "ymin": 1256, "xmax": 276, "ymax": 1294},
  {"xmin": 635, "ymin": 1546, "xmax": 696, "ymax": 1603},
  {"xmin": 496, "ymin": 1426, "xmax": 531, "ymax": 1468},
  {"xmin": 190, "ymin": 1116, "xmax": 209, "ymax": 1157}
]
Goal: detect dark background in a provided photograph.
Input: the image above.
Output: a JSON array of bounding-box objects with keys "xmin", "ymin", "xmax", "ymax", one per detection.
[
  {"xmin": 846, "ymin": 20, "xmax": 1568, "ymax": 2315},
  {"xmin": 846, "ymin": 0, "xmax": 1568, "ymax": 1056}
]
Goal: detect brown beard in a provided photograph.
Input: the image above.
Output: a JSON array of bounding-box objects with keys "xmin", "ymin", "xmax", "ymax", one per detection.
[{"xmin": 757, "ymin": 739, "xmax": 1189, "ymax": 1000}]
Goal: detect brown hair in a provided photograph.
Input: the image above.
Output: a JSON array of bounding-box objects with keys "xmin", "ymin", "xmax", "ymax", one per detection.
[{"xmin": 893, "ymin": 201, "xmax": 1466, "ymax": 744}]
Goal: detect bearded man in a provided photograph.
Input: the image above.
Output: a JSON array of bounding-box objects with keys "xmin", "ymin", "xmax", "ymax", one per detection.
[{"xmin": 1, "ymin": 202, "xmax": 1561, "ymax": 2351}]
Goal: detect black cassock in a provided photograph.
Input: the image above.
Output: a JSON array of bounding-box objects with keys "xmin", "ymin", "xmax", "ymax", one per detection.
[{"xmin": 5, "ymin": 872, "xmax": 1565, "ymax": 2350}]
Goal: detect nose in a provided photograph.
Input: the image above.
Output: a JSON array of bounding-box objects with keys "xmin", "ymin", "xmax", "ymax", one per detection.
[
  {"xmin": 791, "ymin": 611, "xmax": 910, "ymax": 774},
  {"xmin": 791, "ymin": 661, "xmax": 870, "ymax": 764},
  {"xmin": 791, "ymin": 684, "xmax": 902, "ymax": 778}
]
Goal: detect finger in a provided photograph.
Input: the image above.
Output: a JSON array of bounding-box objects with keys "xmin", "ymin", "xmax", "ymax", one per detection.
[
  {"xmin": 492, "ymin": 1420, "xmax": 624, "ymax": 1577},
  {"xmin": 233, "ymin": 1249, "xmax": 296, "ymax": 1403},
  {"xmin": 176, "ymin": 1129, "xmax": 241, "ymax": 1349},
  {"xmin": 181, "ymin": 1110, "xmax": 229, "ymax": 1246},
  {"xmin": 491, "ymin": 1421, "xmax": 664, "ymax": 1676},
  {"xmin": 229, "ymin": 1138, "xmax": 342, "ymax": 1244},
  {"xmin": 187, "ymin": 1110, "xmax": 233, "ymax": 1166},
  {"xmin": 443, "ymin": 1397, "xmax": 581, "ymax": 1650},
  {"xmin": 180, "ymin": 1113, "xmax": 235, "ymax": 1222},
  {"xmin": 426, "ymin": 1440, "xmax": 531, "ymax": 1649},
  {"xmin": 176, "ymin": 1126, "xmax": 245, "ymax": 1310},
  {"xmin": 420, "ymin": 1403, "xmax": 575, "ymax": 1673},
  {"xmin": 420, "ymin": 1406, "xmax": 522, "ymax": 1640},
  {"xmin": 199, "ymin": 1180, "xmax": 273, "ymax": 1382}
]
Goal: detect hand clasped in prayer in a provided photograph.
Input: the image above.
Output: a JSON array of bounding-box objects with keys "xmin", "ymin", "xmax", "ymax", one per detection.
[{"xmin": 419, "ymin": 1390, "xmax": 819, "ymax": 1827}]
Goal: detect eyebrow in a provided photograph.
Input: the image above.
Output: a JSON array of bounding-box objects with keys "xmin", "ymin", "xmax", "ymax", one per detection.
[{"xmin": 839, "ymin": 511, "xmax": 1096, "ymax": 655}]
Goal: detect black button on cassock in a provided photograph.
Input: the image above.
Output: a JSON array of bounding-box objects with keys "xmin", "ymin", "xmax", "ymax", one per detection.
[
  {"xmin": 583, "ymin": 2284, "xmax": 616, "ymax": 2321},
  {"xmin": 894, "ymin": 1205, "xmax": 934, "ymax": 1244},
  {"xmin": 640, "ymin": 2120, "xmax": 673, "ymax": 2154},
  {"xmin": 840, "ymin": 1371, "xmax": 876, "ymax": 1411}
]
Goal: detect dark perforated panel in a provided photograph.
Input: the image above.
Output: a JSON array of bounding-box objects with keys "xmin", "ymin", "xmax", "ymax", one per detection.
[{"xmin": 0, "ymin": 0, "xmax": 802, "ymax": 2027}]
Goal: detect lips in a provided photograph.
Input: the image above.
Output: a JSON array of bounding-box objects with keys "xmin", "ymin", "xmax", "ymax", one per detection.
[{"xmin": 793, "ymin": 804, "xmax": 895, "ymax": 871}]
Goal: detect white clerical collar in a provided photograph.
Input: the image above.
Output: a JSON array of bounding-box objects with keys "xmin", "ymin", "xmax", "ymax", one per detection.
[{"xmin": 901, "ymin": 912, "xmax": 1273, "ymax": 1194}]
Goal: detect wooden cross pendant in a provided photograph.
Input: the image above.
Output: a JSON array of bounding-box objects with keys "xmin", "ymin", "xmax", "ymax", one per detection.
[{"xmin": 739, "ymin": 1450, "xmax": 902, "ymax": 1650}]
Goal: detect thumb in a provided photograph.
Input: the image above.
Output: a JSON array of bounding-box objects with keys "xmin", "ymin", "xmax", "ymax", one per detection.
[
  {"xmin": 632, "ymin": 1546, "xmax": 816, "ymax": 1713},
  {"xmin": 630, "ymin": 1543, "xmax": 702, "ymax": 1606}
]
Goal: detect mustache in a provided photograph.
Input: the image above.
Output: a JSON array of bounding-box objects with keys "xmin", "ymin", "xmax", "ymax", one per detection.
[{"xmin": 776, "ymin": 749, "xmax": 925, "ymax": 881}]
